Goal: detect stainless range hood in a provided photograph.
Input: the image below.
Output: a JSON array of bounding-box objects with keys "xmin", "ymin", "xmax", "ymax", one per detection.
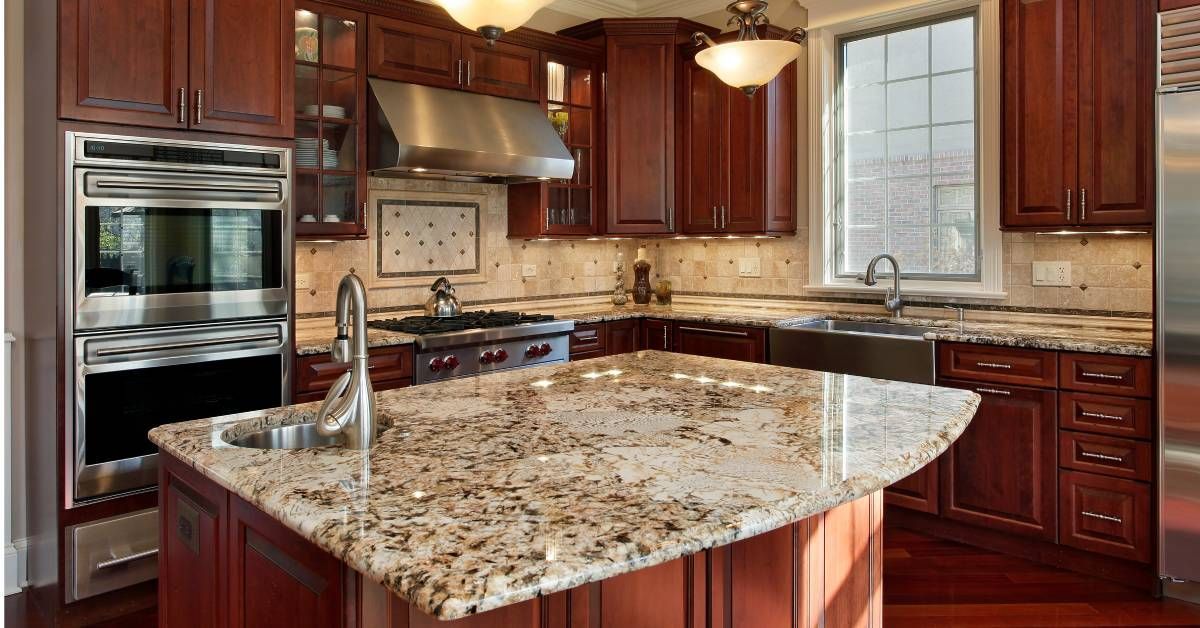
[{"xmin": 367, "ymin": 78, "xmax": 575, "ymax": 182}]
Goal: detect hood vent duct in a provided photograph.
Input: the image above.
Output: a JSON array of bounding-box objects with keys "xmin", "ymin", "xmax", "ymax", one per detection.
[{"xmin": 367, "ymin": 79, "xmax": 575, "ymax": 182}]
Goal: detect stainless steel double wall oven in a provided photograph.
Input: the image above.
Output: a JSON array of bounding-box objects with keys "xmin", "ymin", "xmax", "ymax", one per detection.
[{"xmin": 66, "ymin": 132, "xmax": 292, "ymax": 504}]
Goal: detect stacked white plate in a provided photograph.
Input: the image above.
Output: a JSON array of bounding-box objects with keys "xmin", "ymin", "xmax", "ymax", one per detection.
[
  {"xmin": 295, "ymin": 137, "xmax": 338, "ymax": 169},
  {"xmin": 302, "ymin": 104, "xmax": 347, "ymax": 118}
]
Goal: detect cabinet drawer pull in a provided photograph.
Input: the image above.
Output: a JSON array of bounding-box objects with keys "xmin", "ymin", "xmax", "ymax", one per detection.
[
  {"xmin": 1080, "ymin": 451, "xmax": 1125, "ymax": 463},
  {"xmin": 96, "ymin": 548, "xmax": 159, "ymax": 570},
  {"xmin": 677, "ymin": 326, "xmax": 750, "ymax": 338},
  {"xmin": 194, "ymin": 89, "xmax": 203, "ymax": 125},
  {"xmin": 1066, "ymin": 187, "xmax": 1072, "ymax": 221},
  {"xmin": 975, "ymin": 387, "xmax": 1011, "ymax": 396},
  {"xmin": 1081, "ymin": 371, "xmax": 1124, "ymax": 381},
  {"xmin": 1081, "ymin": 410, "xmax": 1125, "ymax": 421},
  {"xmin": 1081, "ymin": 510, "xmax": 1123, "ymax": 524},
  {"xmin": 976, "ymin": 361, "xmax": 1013, "ymax": 370},
  {"xmin": 177, "ymin": 87, "xmax": 186, "ymax": 123},
  {"xmin": 663, "ymin": 326, "xmax": 669, "ymax": 350}
]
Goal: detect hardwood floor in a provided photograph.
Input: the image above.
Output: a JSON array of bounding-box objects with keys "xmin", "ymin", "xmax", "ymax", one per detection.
[
  {"xmin": 7, "ymin": 527, "xmax": 1200, "ymax": 626},
  {"xmin": 884, "ymin": 525, "xmax": 1200, "ymax": 627}
]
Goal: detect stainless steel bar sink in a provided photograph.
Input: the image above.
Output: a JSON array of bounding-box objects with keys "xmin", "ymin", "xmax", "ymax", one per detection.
[
  {"xmin": 224, "ymin": 422, "xmax": 345, "ymax": 450},
  {"xmin": 769, "ymin": 319, "xmax": 939, "ymax": 385}
]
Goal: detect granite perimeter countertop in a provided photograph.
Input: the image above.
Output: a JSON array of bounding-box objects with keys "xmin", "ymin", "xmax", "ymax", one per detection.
[
  {"xmin": 294, "ymin": 302, "xmax": 1152, "ymax": 357},
  {"xmin": 149, "ymin": 351, "xmax": 980, "ymax": 620}
]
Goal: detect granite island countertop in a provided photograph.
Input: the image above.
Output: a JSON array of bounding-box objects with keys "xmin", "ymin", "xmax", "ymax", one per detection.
[
  {"xmin": 150, "ymin": 351, "xmax": 980, "ymax": 620},
  {"xmin": 294, "ymin": 300, "xmax": 1153, "ymax": 357}
]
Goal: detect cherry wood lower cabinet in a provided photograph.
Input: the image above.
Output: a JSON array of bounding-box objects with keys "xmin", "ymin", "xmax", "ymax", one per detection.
[
  {"xmin": 294, "ymin": 345, "xmax": 413, "ymax": 403},
  {"xmin": 607, "ymin": 319, "xmax": 639, "ymax": 355},
  {"xmin": 159, "ymin": 449, "xmax": 885, "ymax": 628},
  {"xmin": 884, "ymin": 460, "xmax": 939, "ymax": 515},
  {"xmin": 573, "ymin": 319, "xmax": 764, "ymax": 363},
  {"xmin": 639, "ymin": 318, "xmax": 674, "ymax": 352},
  {"xmin": 673, "ymin": 323, "xmax": 767, "ymax": 364}
]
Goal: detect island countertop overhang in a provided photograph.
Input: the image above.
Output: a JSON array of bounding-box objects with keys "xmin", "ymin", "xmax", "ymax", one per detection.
[{"xmin": 149, "ymin": 351, "xmax": 980, "ymax": 620}]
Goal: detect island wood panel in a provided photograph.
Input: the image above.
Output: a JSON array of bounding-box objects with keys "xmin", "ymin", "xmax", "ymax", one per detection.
[
  {"xmin": 59, "ymin": 0, "xmax": 190, "ymax": 128},
  {"xmin": 189, "ymin": 0, "xmax": 294, "ymax": 138},
  {"xmin": 938, "ymin": 380, "xmax": 1059, "ymax": 541},
  {"xmin": 159, "ymin": 453, "xmax": 226, "ymax": 628}
]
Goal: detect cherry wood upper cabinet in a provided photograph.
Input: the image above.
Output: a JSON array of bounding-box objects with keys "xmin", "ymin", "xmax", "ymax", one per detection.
[
  {"xmin": 367, "ymin": 16, "xmax": 540, "ymax": 100},
  {"xmin": 560, "ymin": 20, "xmax": 714, "ymax": 235},
  {"xmin": 1076, "ymin": 0, "xmax": 1156, "ymax": 226},
  {"xmin": 1002, "ymin": 0, "xmax": 1078, "ymax": 229},
  {"xmin": 367, "ymin": 16, "xmax": 462, "ymax": 89},
  {"xmin": 1002, "ymin": 0, "xmax": 1154, "ymax": 229},
  {"xmin": 189, "ymin": 0, "xmax": 295, "ymax": 138},
  {"xmin": 462, "ymin": 38, "xmax": 540, "ymax": 101},
  {"xmin": 60, "ymin": 0, "xmax": 294, "ymax": 137},
  {"xmin": 681, "ymin": 53, "xmax": 796, "ymax": 235},
  {"xmin": 60, "ymin": 0, "xmax": 190, "ymax": 129},
  {"xmin": 939, "ymin": 380, "xmax": 1059, "ymax": 541}
]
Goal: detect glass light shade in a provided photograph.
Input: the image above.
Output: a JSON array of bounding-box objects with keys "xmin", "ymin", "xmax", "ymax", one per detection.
[
  {"xmin": 694, "ymin": 39, "xmax": 802, "ymax": 93},
  {"xmin": 432, "ymin": 0, "xmax": 555, "ymax": 33}
]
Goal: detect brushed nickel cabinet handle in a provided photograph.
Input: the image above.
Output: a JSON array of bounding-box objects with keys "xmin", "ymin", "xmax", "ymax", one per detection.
[
  {"xmin": 1066, "ymin": 188, "xmax": 1072, "ymax": 222},
  {"xmin": 1081, "ymin": 188, "xmax": 1088, "ymax": 222},
  {"xmin": 1082, "ymin": 510, "xmax": 1123, "ymax": 524},
  {"xmin": 1081, "ymin": 410, "xmax": 1125, "ymax": 421},
  {"xmin": 1080, "ymin": 451, "xmax": 1124, "ymax": 463},
  {"xmin": 662, "ymin": 326, "xmax": 669, "ymax": 350},
  {"xmin": 713, "ymin": 206, "xmax": 718, "ymax": 229},
  {"xmin": 976, "ymin": 387, "xmax": 1011, "ymax": 396},
  {"xmin": 194, "ymin": 89, "xmax": 203, "ymax": 125},
  {"xmin": 96, "ymin": 548, "xmax": 159, "ymax": 570},
  {"xmin": 667, "ymin": 208, "xmax": 674, "ymax": 231},
  {"xmin": 177, "ymin": 87, "xmax": 186, "ymax": 123},
  {"xmin": 457, "ymin": 59, "xmax": 464, "ymax": 85},
  {"xmin": 721, "ymin": 205, "xmax": 727, "ymax": 230},
  {"xmin": 1081, "ymin": 371, "xmax": 1124, "ymax": 380},
  {"xmin": 976, "ymin": 361, "xmax": 1013, "ymax": 370}
]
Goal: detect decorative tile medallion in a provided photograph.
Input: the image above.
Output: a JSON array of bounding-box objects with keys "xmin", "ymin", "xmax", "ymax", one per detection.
[{"xmin": 376, "ymin": 199, "xmax": 480, "ymax": 279}]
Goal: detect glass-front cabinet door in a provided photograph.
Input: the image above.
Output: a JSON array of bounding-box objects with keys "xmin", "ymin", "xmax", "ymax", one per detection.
[
  {"xmin": 543, "ymin": 53, "xmax": 597, "ymax": 235},
  {"xmin": 294, "ymin": 2, "xmax": 366, "ymax": 239}
]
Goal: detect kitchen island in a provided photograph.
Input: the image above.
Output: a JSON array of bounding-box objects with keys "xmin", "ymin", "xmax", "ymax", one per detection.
[{"xmin": 149, "ymin": 351, "xmax": 979, "ymax": 627}]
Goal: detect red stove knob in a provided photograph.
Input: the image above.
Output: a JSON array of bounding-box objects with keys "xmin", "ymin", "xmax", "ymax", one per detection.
[
  {"xmin": 526, "ymin": 345, "xmax": 539, "ymax": 358},
  {"xmin": 539, "ymin": 343, "xmax": 552, "ymax": 356},
  {"xmin": 443, "ymin": 355, "xmax": 460, "ymax": 370},
  {"xmin": 428, "ymin": 357, "xmax": 445, "ymax": 372},
  {"xmin": 494, "ymin": 349, "xmax": 509, "ymax": 363},
  {"xmin": 480, "ymin": 350, "xmax": 495, "ymax": 364}
]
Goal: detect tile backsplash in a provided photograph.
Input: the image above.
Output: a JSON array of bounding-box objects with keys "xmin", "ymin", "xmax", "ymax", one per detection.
[{"xmin": 295, "ymin": 178, "xmax": 1153, "ymax": 317}]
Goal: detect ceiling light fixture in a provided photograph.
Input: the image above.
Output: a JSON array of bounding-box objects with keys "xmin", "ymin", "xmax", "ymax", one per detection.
[
  {"xmin": 693, "ymin": 1, "xmax": 808, "ymax": 97},
  {"xmin": 431, "ymin": 0, "xmax": 555, "ymax": 46}
]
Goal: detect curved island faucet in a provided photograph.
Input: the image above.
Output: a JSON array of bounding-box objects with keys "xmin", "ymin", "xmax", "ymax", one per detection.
[{"xmin": 316, "ymin": 273, "xmax": 377, "ymax": 449}]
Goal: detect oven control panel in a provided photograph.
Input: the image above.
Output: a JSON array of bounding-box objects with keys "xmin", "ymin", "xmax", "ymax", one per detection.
[{"xmin": 416, "ymin": 335, "xmax": 569, "ymax": 385}]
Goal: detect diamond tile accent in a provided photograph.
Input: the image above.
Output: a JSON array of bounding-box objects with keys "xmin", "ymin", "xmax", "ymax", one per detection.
[{"xmin": 377, "ymin": 199, "xmax": 480, "ymax": 278}]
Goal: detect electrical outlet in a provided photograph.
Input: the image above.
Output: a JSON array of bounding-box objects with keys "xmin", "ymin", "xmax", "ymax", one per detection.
[
  {"xmin": 295, "ymin": 273, "xmax": 313, "ymax": 290},
  {"xmin": 738, "ymin": 258, "xmax": 762, "ymax": 278},
  {"xmin": 522, "ymin": 264, "xmax": 538, "ymax": 278},
  {"xmin": 1032, "ymin": 261, "xmax": 1071, "ymax": 287}
]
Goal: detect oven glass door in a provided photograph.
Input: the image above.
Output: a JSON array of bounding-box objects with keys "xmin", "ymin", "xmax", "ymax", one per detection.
[{"xmin": 74, "ymin": 168, "xmax": 289, "ymax": 330}]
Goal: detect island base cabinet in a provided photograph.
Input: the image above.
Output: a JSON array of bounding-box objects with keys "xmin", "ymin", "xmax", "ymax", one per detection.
[{"xmin": 159, "ymin": 448, "xmax": 883, "ymax": 628}]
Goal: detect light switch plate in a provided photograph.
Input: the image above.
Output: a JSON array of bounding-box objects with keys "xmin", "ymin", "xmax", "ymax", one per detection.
[
  {"xmin": 1032, "ymin": 261, "xmax": 1071, "ymax": 287},
  {"xmin": 738, "ymin": 258, "xmax": 762, "ymax": 278},
  {"xmin": 295, "ymin": 273, "xmax": 313, "ymax": 290},
  {"xmin": 522, "ymin": 264, "xmax": 538, "ymax": 278}
]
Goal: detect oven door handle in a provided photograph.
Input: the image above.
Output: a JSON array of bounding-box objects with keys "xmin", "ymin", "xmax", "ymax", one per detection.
[
  {"xmin": 93, "ymin": 178, "xmax": 281, "ymax": 195},
  {"xmin": 94, "ymin": 332, "xmax": 281, "ymax": 358}
]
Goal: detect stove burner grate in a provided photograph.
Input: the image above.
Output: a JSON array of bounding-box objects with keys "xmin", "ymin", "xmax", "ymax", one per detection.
[{"xmin": 368, "ymin": 310, "xmax": 556, "ymax": 336}]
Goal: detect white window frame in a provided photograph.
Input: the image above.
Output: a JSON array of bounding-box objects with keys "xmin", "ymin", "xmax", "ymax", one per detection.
[{"xmin": 807, "ymin": 0, "xmax": 1004, "ymax": 299}]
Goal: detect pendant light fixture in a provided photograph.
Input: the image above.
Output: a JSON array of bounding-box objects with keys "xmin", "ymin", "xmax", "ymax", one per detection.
[
  {"xmin": 693, "ymin": 1, "xmax": 807, "ymax": 97},
  {"xmin": 432, "ymin": 0, "xmax": 556, "ymax": 46}
]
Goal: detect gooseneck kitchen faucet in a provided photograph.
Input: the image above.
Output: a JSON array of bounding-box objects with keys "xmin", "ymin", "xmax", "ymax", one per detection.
[
  {"xmin": 317, "ymin": 273, "xmax": 377, "ymax": 449},
  {"xmin": 863, "ymin": 253, "xmax": 905, "ymax": 319}
]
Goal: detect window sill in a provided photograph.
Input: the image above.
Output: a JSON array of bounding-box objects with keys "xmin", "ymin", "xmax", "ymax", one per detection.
[{"xmin": 804, "ymin": 283, "xmax": 1008, "ymax": 300}]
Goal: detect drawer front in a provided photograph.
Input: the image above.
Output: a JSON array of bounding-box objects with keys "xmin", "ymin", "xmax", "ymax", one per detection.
[
  {"xmin": 68, "ymin": 508, "xmax": 160, "ymax": 602},
  {"xmin": 1059, "ymin": 432, "xmax": 1152, "ymax": 481},
  {"xmin": 1060, "ymin": 392, "xmax": 1152, "ymax": 439},
  {"xmin": 1059, "ymin": 471, "xmax": 1151, "ymax": 563},
  {"xmin": 296, "ymin": 346, "xmax": 414, "ymax": 395},
  {"xmin": 938, "ymin": 343, "xmax": 1057, "ymax": 387},
  {"xmin": 1060, "ymin": 353, "xmax": 1152, "ymax": 397},
  {"xmin": 569, "ymin": 323, "xmax": 607, "ymax": 356},
  {"xmin": 570, "ymin": 349, "xmax": 606, "ymax": 362}
]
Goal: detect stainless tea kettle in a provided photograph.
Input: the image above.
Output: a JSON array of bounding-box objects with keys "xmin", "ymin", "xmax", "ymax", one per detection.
[{"xmin": 425, "ymin": 276, "xmax": 462, "ymax": 317}]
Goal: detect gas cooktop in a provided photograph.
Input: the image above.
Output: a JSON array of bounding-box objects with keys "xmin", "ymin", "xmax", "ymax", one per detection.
[{"xmin": 368, "ymin": 310, "xmax": 556, "ymax": 336}]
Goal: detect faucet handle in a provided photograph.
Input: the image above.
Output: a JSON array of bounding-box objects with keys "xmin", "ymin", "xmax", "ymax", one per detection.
[
  {"xmin": 332, "ymin": 334, "xmax": 351, "ymax": 363},
  {"xmin": 944, "ymin": 305, "xmax": 966, "ymax": 322}
]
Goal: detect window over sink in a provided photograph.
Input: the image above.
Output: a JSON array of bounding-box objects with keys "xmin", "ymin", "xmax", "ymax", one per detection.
[{"xmin": 808, "ymin": 1, "xmax": 1002, "ymax": 299}]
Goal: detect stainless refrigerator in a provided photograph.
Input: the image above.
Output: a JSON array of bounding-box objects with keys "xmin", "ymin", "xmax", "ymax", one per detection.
[{"xmin": 1158, "ymin": 5, "xmax": 1200, "ymax": 601}]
